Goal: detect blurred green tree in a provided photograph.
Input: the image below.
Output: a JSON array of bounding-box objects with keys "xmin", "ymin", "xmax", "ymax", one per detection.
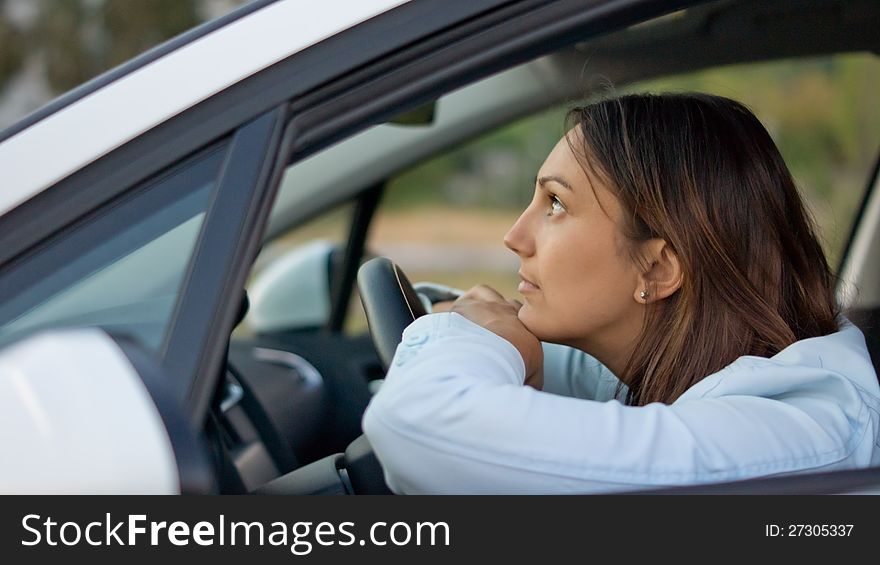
[
  {"xmin": 32, "ymin": 0, "xmax": 198, "ymax": 92},
  {"xmin": 0, "ymin": 0, "xmax": 25, "ymax": 89},
  {"xmin": 34, "ymin": 0, "xmax": 92, "ymax": 92},
  {"xmin": 102, "ymin": 0, "xmax": 198, "ymax": 67}
]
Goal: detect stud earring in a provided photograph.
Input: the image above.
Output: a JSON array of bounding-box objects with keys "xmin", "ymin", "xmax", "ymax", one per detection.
[{"xmin": 639, "ymin": 290, "xmax": 649, "ymax": 300}]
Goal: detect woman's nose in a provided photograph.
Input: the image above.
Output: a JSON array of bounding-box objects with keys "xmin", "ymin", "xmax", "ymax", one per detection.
[{"xmin": 504, "ymin": 211, "xmax": 534, "ymax": 257}]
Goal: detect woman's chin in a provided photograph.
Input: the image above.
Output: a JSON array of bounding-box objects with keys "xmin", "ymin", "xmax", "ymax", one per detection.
[
  {"xmin": 518, "ymin": 306, "xmax": 579, "ymax": 346},
  {"xmin": 517, "ymin": 306, "xmax": 548, "ymax": 340}
]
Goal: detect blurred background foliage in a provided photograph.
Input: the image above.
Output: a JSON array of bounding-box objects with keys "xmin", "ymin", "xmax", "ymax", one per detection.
[{"xmin": 33, "ymin": 0, "xmax": 200, "ymax": 92}]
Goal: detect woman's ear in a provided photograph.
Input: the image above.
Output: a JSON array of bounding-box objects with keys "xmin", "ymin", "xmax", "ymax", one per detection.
[{"xmin": 634, "ymin": 239, "xmax": 683, "ymax": 303}]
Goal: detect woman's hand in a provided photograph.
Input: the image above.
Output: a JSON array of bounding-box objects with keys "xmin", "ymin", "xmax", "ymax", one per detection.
[{"xmin": 450, "ymin": 285, "xmax": 544, "ymax": 390}]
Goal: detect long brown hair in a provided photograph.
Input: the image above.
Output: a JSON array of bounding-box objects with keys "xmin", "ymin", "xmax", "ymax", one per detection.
[{"xmin": 567, "ymin": 93, "xmax": 839, "ymax": 406}]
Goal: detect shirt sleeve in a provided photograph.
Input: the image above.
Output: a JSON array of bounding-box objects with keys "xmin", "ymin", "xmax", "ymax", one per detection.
[{"xmin": 362, "ymin": 312, "xmax": 867, "ymax": 494}]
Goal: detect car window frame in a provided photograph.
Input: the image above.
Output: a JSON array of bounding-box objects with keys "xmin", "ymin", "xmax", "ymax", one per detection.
[{"xmin": 166, "ymin": 106, "xmax": 289, "ymax": 420}]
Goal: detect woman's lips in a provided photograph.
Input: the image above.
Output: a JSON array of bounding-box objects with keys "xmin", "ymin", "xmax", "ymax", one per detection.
[{"xmin": 518, "ymin": 273, "xmax": 540, "ymax": 293}]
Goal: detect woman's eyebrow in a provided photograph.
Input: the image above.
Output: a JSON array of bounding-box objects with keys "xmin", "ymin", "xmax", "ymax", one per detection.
[{"xmin": 537, "ymin": 175, "xmax": 574, "ymax": 192}]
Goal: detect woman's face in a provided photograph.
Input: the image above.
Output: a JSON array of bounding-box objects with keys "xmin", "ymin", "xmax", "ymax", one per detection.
[{"xmin": 504, "ymin": 134, "xmax": 645, "ymax": 358}]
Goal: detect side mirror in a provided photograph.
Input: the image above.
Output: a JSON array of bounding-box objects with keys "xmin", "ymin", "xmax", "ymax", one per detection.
[
  {"xmin": 246, "ymin": 240, "xmax": 340, "ymax": 333},
  {"xmin": 0, "ymin": 328, "xmax": 214, "ymax": 493}
]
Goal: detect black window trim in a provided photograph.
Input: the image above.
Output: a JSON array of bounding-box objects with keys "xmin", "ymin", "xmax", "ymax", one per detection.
[
  {"xmin": 838, "ymin": 145, "xmax": 880, "ymax": 276},
  {"xmin": 167, "ymin": 105, "xmax": 290, "ymax": 426}
]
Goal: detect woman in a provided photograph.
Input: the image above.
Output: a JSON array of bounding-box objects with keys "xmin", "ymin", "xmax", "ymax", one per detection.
[{"xmin": 362, "ymin": 93, "xmax": 880, "ymax": 494}]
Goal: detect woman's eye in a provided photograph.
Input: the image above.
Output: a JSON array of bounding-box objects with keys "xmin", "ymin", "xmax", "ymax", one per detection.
[{"xmin": 547, "ymin": 196, "xmax": 565, "ymax": 216}]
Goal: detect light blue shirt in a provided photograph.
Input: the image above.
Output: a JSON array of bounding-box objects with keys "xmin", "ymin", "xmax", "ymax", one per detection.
[{"xmin": 362, "ymin": 312, "xmax": 880, "ymax": 494}]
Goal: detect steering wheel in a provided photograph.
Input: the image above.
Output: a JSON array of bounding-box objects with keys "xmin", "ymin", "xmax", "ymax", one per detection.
[
  {"xmin": 256, "ymin": 258, "xmax": 425, "ymax": 496},
  {"xmin": 356, "ymin": 256, "xmax": 428, "ymax": 371},
  {"xmin": 276, "ymin": 257, "xmax": 423, "ymax": 495}
]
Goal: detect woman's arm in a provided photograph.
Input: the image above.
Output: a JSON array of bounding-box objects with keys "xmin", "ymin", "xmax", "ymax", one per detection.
[
  {"xmin": 423, "ymin": 294, "xmax": 615, "ymax": 399},
  {"xmin": 362, "ymin": 312, "xmax": 868, "ymax": 494}
]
